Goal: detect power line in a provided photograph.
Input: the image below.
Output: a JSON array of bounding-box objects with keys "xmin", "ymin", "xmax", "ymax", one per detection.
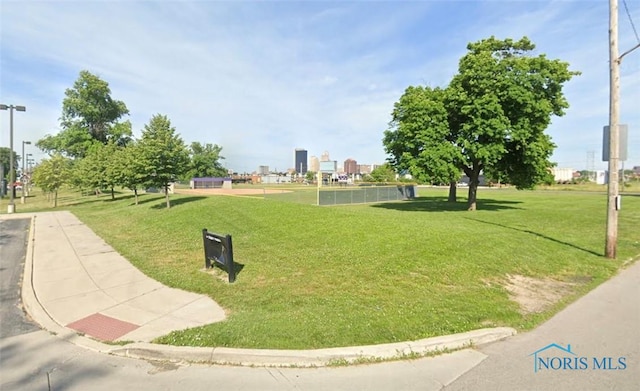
[{"xmin": 622, "ymin": 0, "xmax": 640, "ymax": 43}]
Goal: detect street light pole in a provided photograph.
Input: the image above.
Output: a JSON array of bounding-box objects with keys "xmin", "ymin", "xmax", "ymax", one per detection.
[
  {"xmin": 21, "ymin": 140, "xmax": 31, "ymax": 203},
  {"xmin": 25, "ymin": 153, "xmax": 33, "ymax": 197},
  {"xmin": 0, "ymin": 104, "xmax": 27, "ymax": 214}
]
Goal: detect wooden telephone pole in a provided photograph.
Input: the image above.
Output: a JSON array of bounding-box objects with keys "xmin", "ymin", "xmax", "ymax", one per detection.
[
  {"xmin": 605, "ymin": 0, "xmax": 620, "ymax": 259},
  {"xmin": 605, "ymin": 0, "xmax": 640, "ymax": 258}
]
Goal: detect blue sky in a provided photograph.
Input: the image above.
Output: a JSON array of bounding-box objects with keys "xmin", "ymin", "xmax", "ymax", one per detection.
[{"xmin": 1, "ymin": 0, "xmax": 639, "ymax": 173}]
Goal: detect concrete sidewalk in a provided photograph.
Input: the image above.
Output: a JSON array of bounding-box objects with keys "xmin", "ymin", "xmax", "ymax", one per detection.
[
  {"xmin": 6, "ymin": 210, "xmax": 515, "ymax": 368},
  {"xmin": 28, "ymin": 211, "xmax": 227, "ymax": 342}
]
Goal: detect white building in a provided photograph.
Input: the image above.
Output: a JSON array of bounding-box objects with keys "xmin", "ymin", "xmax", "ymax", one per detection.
[{"xmin": 552, "ymin": 167, "xmax": 574, "ymax": 183}]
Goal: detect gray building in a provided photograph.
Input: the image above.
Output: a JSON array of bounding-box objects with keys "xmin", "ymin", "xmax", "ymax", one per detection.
[{"xmin": 295, "ymin": 148, "xmax": 307, "ymax": 174}]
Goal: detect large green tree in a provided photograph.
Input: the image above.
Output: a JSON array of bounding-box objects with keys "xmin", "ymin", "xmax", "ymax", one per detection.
[
  {"xmin": 384, "ymin": 36, "xmax": 579, "ymax": 210},
  {"xmin": 184, "ymin": 142, "xmax": 227, "ymax": 180},
  {"xmin": 138, "ymin": 114, "xmax": 190, "ymax": 208},
  {"xmin": 383, "ymin": 86, "xmax": 462, "ymax": 201},
  {"xmin": 37, "ymin": 70, "xmax": 131, "ymax": 158}
]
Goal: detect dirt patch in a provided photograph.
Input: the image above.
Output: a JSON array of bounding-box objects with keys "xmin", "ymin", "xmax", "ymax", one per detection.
[{"xmin": 503, "ymin": 274, "xmax": 576, "ymax": 314}]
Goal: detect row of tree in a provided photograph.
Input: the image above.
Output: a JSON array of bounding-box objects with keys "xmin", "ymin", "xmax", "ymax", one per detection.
[
  {"xmin": 383, "ymin": 36, "xmax": 579, "ymax": 210},
  {"xmin": 32, "ymin": 71, "xmax": 227, "ymax": 208}
]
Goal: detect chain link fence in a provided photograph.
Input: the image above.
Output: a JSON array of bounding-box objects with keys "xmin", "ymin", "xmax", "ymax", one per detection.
[
  {"xmin": 260, "ymin": 184, "xmax": 417, "ymax": 206},
  {"xmin": 317, "ymin": 185, "xmax": 417, "ymax": 205}
]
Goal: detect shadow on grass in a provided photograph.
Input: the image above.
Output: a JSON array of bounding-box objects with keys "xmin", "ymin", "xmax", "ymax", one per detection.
[
  {"xmin": 465, "ymin": 217, "xmax": 602, "ymax": 257},
  {"xmin": 32, "ymin": 193, "xmax": 107, "ymax": 209},
  {"xmin": 232, "ymin": 262, "xmax": 245, "ymax": 276},
  {"xmin": 69, "ymin": 193, "xmax": 139, "ymax": 207},
  {"xmin": 371, "ymin": 196, "xmax": 522, "ymax": 212},
  {"xmin": 150, "ymin": 196, "xmax": 208, "ymax": 209},
  {"xmin": 128, "ymin": 194, "xmax": 166, "ymax": 206},
  {"xmin": 206, "ymin": 261, "xmax": 245, "ymax": 282}
]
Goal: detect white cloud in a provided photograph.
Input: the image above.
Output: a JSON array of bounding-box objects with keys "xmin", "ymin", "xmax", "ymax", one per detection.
[{"xmin": 1, "ymin": 0, "xmax": 638, "ymax": 173}]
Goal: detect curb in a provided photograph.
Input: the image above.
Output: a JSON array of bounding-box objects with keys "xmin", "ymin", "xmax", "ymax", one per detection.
[
  {"xmin": 19, "ymin": 212, "xmax": 516, "ymax": 367},
  {"xmin": 109, "ymin": 327, "xmax": 516, "ymax": 367}
]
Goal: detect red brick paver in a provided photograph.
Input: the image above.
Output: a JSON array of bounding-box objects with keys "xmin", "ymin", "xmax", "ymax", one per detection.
[{"xmin": 67, "ymin": 313, "xmax": 139, "ymax": 341}]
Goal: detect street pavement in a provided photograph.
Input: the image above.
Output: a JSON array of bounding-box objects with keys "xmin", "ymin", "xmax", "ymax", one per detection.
[
  {"xmin": 0, "ymin": 218, "xmax": 39, "ymax": 338},
  {"xmin": 0, "ymin": 210, "xmax": 638, "ymax": 390}
]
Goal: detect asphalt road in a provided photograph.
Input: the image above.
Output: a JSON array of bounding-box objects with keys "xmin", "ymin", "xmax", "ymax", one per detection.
[{"xmin": 0, "ymin": 218, "xmax": 39, "ymax": 338}]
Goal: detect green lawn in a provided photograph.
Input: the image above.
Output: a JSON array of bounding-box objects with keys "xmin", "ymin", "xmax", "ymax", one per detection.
[{"xmin": 3, "ymin": 187, "xmax": 639, "ymax": 349}]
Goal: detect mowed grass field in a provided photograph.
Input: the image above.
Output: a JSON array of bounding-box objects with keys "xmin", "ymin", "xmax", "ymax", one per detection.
[{"xmin": 3, "ymin": 186, "xmax": 639, "ymax": 349}]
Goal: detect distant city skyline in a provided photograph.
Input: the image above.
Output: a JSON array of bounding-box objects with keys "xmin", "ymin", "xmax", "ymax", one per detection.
[{"xmin": 249, "ymin": 149, "xmax": 380, "ymax": 175}]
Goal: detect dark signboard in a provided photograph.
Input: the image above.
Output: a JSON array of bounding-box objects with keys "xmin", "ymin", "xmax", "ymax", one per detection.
[{"xmin": 202, "ymin": 228, "xmax": 236, "ymax": 283}]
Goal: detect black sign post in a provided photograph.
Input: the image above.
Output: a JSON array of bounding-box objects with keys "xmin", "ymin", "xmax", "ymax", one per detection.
[{"xmin": 202, "ymin": 228, "xmax": 236, "ymax": 283}]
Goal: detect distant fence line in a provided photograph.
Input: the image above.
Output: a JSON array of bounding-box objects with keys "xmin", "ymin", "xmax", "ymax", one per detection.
[{"xmin": 262, "ymin": 185, "xmax": 418, "ymax": 206}]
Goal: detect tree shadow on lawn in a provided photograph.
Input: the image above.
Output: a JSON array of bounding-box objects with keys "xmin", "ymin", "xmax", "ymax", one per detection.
[
  {"xmin": 150, "ymin": 196, "xmax": 208, "ymax": 209},
  {"xmin": 128, "ymin": 194, "xmax": 165, "ymax": 206},
  {"xmin": 80, "ymin": 193, "xmax": 144, "ymax": 205},
  {"xmin": 465, "ymin": 217, "xmax": 602, "ymax": 257},
  {"xmin": 371, "ymin": 196, "xmax": 523, "ymax": 212},
  {"xmin": 56, "ymin": 193, "xmax": 120, "ymax": 208}
]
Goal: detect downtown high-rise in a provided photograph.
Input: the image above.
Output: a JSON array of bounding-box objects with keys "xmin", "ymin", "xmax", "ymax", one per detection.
[{"xmin": 294, "ymin": 148, "xmax": 308, "ymax": 174}]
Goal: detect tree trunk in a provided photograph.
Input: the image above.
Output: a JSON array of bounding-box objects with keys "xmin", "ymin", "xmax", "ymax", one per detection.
[
  {"xmin": 448, "ymin": 181, "xmax": 457, "ymax": 202},
  {"xmin": 467, "ymin": 175, "xmax": 479, "ymax": 211},
  {"xmin": 111, "ymin": 186, "xmax": 115, "ymax": 200},
  {"xmin": 165, "ymin": 184, "xmax": 170, "ymax": 208},
  {"xmin": 54, "ymin": 189, "xmax": 58, "ymax": 208},
  {"xmin": 134, "ymin": 188, "xmax": 139, "ymax": 205}
]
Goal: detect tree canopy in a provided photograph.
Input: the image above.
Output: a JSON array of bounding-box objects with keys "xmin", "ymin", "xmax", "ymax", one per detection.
[
  {"xmin": 111, "ymin": 142, "xmax": 147, "ymax": 205},
  {"xmin": 384, "ymin": 36, "xmax": 579, "ymax": 210},
  {"xmin": 370, "ymin": 163, "xmax": 397, "ymax": 182},
  {"xmin": 383, "ymin": 86, "xmax": 462, "ymax": 200},
  {"xmin": 37, "ymin": 70, "xmax": 131, "ymax": 158},
  {"xmin": 31, "ymin": 154, "xmax": 71, "ymax": 207},
  {"xmin": 70, "ymin": 142, "xmax": 120, "ymax": 199},
  {"xmin": 0, "ymin": 147, "xmax": 20, "ymax": 182},
  {"xmin": 184, "ymin": 142, "xmax": 227, "ymax": 180},
  {"xmin": 138, "ymin": 114, "xmax": 190, "ymax": 208}
]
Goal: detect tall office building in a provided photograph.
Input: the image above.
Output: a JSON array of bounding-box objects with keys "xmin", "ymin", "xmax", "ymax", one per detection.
[
  {"xmin": 344, "ymin": 158, "xmax": 358, "ymax": 174},
  {"xmin": 309, "ymin": 156, "xmax": 320, "ymax": 172},
  {"xmin": 258, "ymin": 165, "xmax": 269, "ymax": 175},
  {"xmin": 320, "ymin": 151, "xmax": 330, "ymax": 162},
  {"xmin": 295, "ymin": 148, "xmax": 308, "ymax": 174}
]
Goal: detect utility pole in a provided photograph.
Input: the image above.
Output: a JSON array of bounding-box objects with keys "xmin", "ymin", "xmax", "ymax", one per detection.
[
  {"xmin": 587, "ymin": 151, "xmax": 595, "ymax": 180},
  {"xmin": 605, "ymin": 0, "xmax": 620, "ymax": 259},
  {"xmin": 605, "ymin": 0, "xmax": 640, "ymax": 258}
]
